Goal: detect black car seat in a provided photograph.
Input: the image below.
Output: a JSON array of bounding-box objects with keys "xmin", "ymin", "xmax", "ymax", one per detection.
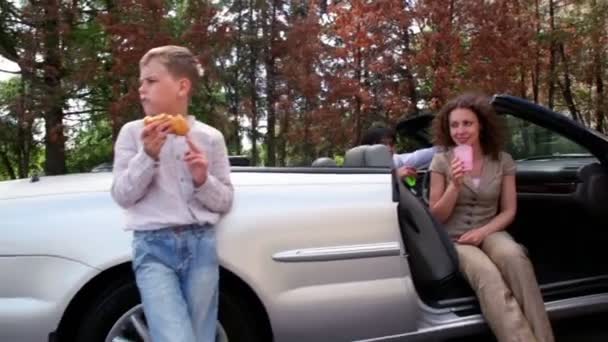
[{"xmin": 575, "ymin": 163, "xmax": 608, "ymax": 220}]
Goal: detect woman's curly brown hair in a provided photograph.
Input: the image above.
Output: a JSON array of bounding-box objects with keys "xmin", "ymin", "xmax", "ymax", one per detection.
[{"xmin": 431, "ymin": 93, "xmax": 505, "ymax": 160}]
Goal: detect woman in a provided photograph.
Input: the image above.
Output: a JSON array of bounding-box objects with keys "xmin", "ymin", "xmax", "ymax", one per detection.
[{"xmin": 428, "ymin": 93, "xmax": 554, "ymax": 342}]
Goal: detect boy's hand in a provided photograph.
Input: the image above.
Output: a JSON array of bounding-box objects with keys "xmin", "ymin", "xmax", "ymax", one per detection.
[
  {"xmin": 397, "ymin": 166, "xmax": 417, "ymax": 179},
  {"xmin": 185, "ymin": 137, "xmax": 208, "ymax": 187},
  {"xmin": 142, "ymin": 120, "xmax": 171, "ymax": 160}
]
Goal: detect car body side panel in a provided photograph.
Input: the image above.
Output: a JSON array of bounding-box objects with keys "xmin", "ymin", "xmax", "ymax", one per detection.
[
  {"xmin": 216, "ymin": 176, "xmax": 419, "ymax": 341},
  {"xmin": 1, "ymin": 191, "xmax": 132, "ymax": 268},
  {"xmin": 0, "ymin": 172, "xmax": 419, "ymax": 341},
  {"xmin": 0, "ymin": 256, "xmax": 98, "ymax": 342}
]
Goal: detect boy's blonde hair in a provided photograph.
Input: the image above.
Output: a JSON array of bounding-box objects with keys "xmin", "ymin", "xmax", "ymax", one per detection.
[{"xmin": 140, "ymin": 45, "xmax": 202, "ymax": 96}]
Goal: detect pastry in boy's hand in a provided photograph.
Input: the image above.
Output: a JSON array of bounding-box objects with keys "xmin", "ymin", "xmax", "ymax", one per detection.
[
  {"xmin": 169, "ymin": 115, "xmax": 189, "ymax": 136},
  {"xmin": 144, "ymin": 113, "xmax": 189, "ymax": 136},
  {"xmin": 143, "ymin": 113, "xmax": 170, "ymax": 126}
]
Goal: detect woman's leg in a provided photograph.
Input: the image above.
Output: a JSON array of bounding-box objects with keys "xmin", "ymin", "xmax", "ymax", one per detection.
[
  {"xmin": 456, "ymin": 244, "xmax": 537, "ymax": 342},
  {"xmin": 482, "ymin": 231, "xmax": 554, "ymax": 342}
]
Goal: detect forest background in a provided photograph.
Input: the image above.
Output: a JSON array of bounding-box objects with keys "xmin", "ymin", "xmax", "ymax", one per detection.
[{"xmin": 0, "ymin": 0, "xmax": 606, "ymax": 179}]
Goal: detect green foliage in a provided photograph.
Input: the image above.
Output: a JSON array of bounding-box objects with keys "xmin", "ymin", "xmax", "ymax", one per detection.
[
  {"xmin": 66, "ymin": 118, "xmax": 113, "ymax": 173},
  {"xmin": 0, "ymin": 77, "xmax": 20, "ymax": 108},
  {"xmin": 0, "ymin": 77, "xmax": 43, "ymax": 180},
  {"xmin": 334, "ymin": 155, "xmax": 344, "ymax": 166}
]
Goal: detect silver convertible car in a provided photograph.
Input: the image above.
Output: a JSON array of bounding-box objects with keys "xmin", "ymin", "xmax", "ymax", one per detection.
[{"xmin": 2, "ymin": 95, "xmax": 608, "ymax": 342}]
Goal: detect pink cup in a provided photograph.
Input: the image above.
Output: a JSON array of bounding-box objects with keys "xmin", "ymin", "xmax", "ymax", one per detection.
[{"xmin": 454, "ymin": 145, "xmax": 473, "ymax": 172}]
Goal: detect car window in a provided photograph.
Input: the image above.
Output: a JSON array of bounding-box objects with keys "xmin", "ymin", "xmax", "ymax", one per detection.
[{"xmin": 503, "ymin": 114, "xmax": 591, "ymax": 160}]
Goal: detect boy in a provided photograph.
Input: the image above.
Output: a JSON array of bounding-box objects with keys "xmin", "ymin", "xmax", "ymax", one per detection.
[
  {"xmin": 360, "ymin": 124, "xmax": 437, "ymax": 179},
  {"xmin": 111, "ymin": 45, "xmax": 233, "ymax": 342}
]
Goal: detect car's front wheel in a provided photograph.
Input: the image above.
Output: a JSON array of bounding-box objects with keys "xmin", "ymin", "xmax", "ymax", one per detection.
[{"xmin": 73, "ymin": 277, "xmax": 264, "ymax": 342}]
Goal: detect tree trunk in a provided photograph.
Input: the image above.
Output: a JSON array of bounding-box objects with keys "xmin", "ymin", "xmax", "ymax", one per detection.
[
  {"xmin": 0, "ymin": 148, "xmax": 16, "ymax": 180},
  {"xmin": 16, "ymin": 119, "xmax": 33, "ymax": 179},
  {"xmin": 229, "ymin": 0, "xmax": 244, "ymax": 155},
  {"xmin": 595, "ymin": 57, "xmax": 605, "ymax": 133},
  {"xmin": 13, "ymin": 76, "xmax": 30, "ymax": 178},
  {"xmin": 557, "ymin": 43, "xmax": 582, "ymax": 124},
  {"xmin": 320, "ymin": 0, "xmax": 327, "ymax": 14},
  {"xmin": 264, "ymin": 0, "xmax": 278, "ymax": 166},
  {"xmin": 547, "ymin": 0, "xmax": 556, "ymax": 109},
  {"xmin": 591, "ymin": 0, "xmax": 606, "ymax": 133},
  {"xmin": 532, "ymin": 0, "xmax": 540, "ymax": 103},
  {"xmin": 431, "ymin": 0, "xmax": 455, "ymax": 102},
  {"xmin": 353, "ymin": 46, "xmax": 363, "ymax": 146},
  {"xmin": 248, "ymin": 0, "xmax": 259, "ymax": 166},
  {"xmin": 42, "ymin": 0, "xmax": 67, "ymax": 175},
  {"xmin": 519, "ymin": 65, "xmax": 527, "ymax": 99},
  {"xmin": 302, "ymin": 99, "xmax": 314, "ymax": 165},
  {"xmin": 402, "ymin": 21, "xmax": 418, "ymax": 114},
  {"xmin": 0, "ymin": 149, "xmax": 17, "ymax": 179},
  {"xmin": 278, "ymin": 104, "xmax": 289, "ymax": 166},
  {"xmin": 104, "ymin": 0, "xmax": 122, "ymax": 145},
  {"xmin": 512, "ymin": 0, "xmax": 527, "ymax": 99},
  {"xmin": 248, "ymin": 72, "xmax": 259, "ymax": 166}
]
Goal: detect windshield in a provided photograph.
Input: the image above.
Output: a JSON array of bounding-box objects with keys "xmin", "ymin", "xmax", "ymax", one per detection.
[{"xmin": 503, "ymin": 114, "xmax": 594, "ymax": 161}]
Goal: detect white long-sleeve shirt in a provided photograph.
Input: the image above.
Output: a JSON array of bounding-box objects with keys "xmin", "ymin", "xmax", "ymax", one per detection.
[
  {"xmin": 111, "ymin": 116, "xmax": 233, "ymax": 231},
  {"xmin": 392, "ymin": 146, "xmax": 437, "ymax": 170}
]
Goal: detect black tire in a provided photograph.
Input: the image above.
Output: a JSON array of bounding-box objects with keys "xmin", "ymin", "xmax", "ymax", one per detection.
[
  {"xmin": 219, "ymin": 288, "xmax": 267, "ymax": 342},
  {"xmin": 73, "ymin": 277, "xmax": 267, "ymax": 342},
  {"xmin": 74, "ymin": 277, "xmax": 141, "ymax": 342}
]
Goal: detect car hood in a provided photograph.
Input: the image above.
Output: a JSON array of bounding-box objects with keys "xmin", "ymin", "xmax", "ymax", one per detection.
[
  {"xmin": 0, "ymin": 170, "xmax": 390, "ymax": 201},
  {"xmin": 0, "ymin": 173, "xmax": 114, "ymax": 201}
]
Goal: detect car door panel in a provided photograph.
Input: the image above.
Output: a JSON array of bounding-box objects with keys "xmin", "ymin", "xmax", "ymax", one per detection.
[
  {"xmin": 516, "ymin": 160, "xmax": 585, "ymax": 202},
  {"xmin": 217, "ymin": 173, "xmax": 420, "ymax": 341}
]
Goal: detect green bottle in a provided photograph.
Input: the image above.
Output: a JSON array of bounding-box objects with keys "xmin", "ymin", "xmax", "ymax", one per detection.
[{"xmin": 405, "ymin": 176, "xmax": 417, "ymax": 187}]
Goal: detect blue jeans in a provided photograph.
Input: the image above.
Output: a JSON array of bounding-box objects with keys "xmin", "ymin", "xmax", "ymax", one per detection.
[{"xmin": 132, "ymin": 224, "xmax": 218, "ymax": 342}]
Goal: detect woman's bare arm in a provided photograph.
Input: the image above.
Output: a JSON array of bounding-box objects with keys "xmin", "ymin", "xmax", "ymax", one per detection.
[
  {"xmin": 481, "ymin": 176, "xmax": 517, "ymax": 235},
  {"xmin": 429, "ymin": 171, "xmax": 461, "ymax": 223},
  {"xmin": 479, "ymin": 175, "xmax": 517, "ymax": 234}
]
